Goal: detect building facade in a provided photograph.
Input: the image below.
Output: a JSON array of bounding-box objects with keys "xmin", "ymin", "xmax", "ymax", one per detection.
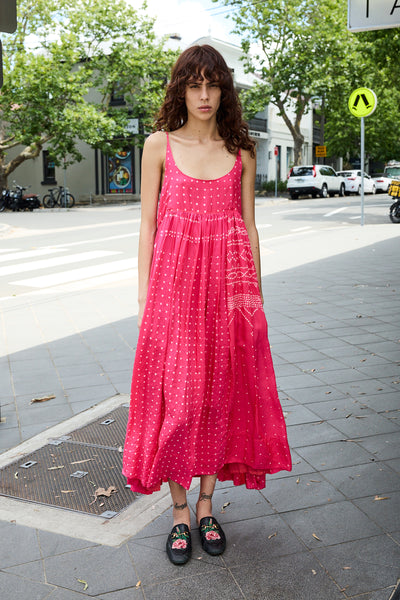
[{"xmin": 7, "ymin": 36, "xmax": 313, "ymax": 202}]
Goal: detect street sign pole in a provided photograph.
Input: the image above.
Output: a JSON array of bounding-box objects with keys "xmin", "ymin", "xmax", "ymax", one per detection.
[
  {"xmin": 360, "ymin": 116, "xmax": 365, "ymax": 226},
  {"xmin": 348, "ymin": 87, "xmax": 377, "ymax": 226}
]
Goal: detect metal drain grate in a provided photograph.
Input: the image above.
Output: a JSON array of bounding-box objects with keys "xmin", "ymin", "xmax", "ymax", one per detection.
[{"xmin": 0, "ymin": 405, "xmax": 138, "ymax": 517}]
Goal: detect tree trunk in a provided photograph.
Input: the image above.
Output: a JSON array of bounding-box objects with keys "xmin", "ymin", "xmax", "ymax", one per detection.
[
  {"xmin": 276, "ymin": 98, "xmax": 306, "ymax": 166},
  {"xmin": 0, "ymin": 160, "xmax": 8, "ymax": 190}
]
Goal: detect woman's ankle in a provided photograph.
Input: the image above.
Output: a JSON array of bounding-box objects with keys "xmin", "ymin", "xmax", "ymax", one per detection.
[
  {"xmin": 196, "ymin": 494, "xmax": 213, "ymax": 524},
  {"xmin": 172, "ymin": 502, "xmax": 191, "ymax": 529}
]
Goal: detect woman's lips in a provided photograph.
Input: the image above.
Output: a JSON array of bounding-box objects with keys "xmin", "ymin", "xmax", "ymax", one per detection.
[{"xmin": 199, "ymin": 106, "xmax": 212, "ymax": 111}]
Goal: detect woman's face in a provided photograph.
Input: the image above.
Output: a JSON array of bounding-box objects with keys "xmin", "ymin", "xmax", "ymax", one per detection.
[{"xmin": 184, "ymin": 72, "xmax": 221, "ymax": 122}]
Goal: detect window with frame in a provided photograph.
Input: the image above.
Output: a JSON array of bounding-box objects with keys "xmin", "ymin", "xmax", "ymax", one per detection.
[{"xmin": 42, "ymin": 150, "xmax": 56, "ymax": 184}]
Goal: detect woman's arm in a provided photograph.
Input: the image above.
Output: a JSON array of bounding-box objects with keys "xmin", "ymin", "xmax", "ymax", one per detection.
[
  {"xmin": 241, "ymin": 148, "xmax": 264, "ymax": 304},
  {"xmin": 137, "ymin": 132, "xmax": 166, "ymax": 327}
]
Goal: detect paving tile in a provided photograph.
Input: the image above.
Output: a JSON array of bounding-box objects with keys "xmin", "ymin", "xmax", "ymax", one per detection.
[
  {"xmin": 329, "ymin": 414, "xmax": 400, "ymax": 439},
  {"xmin": 0, "ymin": 571, "xmax": 53, "ymax": 600},
  {"xmin": 296, "ymin": 440, "xmax": 375, "ymax": 471},
  {"xmin": 353, "ymin": 491, "xmax": 400, "ymax": 532},
  {"xmin": 141, "ymin": 569, "xmax": 244, "ymax": 600},
  {"xmin": 313, "ymin": 535, "xmax": 400, "ymax": 597},
  {"xmin": 97, "ymin": 587, "xmax": 144, "ymax": 599},
  {"xmin": 302, "ymin": 398, "xmax": 374, "ymax": 421},
  {"xmin": 261, "ymin": 474, "xmax": 345, "ymax": 512},
  {"xmin": 357, "ymin": 432, "xmax": 400, "ymax": 461},
  {"xmin": 231, "ymin": 551, "xmax": 344, "ymax": 599},
  {"xmin": 128, "ymin": 537, "xmax": 226, "ymax": 586},
  {"xmin": 17, "ymin": 403, "xmax": 73, "ymax": 428},
  {"xmin": 282, "ymin": 501, "xmax": 382, "ymax": 549},
  {"xmin": 0, "ymin": 522, "xmax": 42, "ymax": 568},
  {"xmin": 273, "ymin": 372, "xmax": 323, "ymax": 390},
  {"xmin": 3, "ymin": 558, "xmax": 46, "ymax": 583},
  {"xmin": 286, "ymin": 386, "xmax": 347, "ymax": 404},
  {"xmin": 347, "ymin": 589, "xmax": 397, "ymax": 600},
  {"xmin": 44, "ymin": 588, "xmax": 94, "ymax": 599},
  {"xmin": 188, "ymin": 485, "xmax": 275, "ymax": 523},
  {"xmin": 314, "ymin": 368, "xmax": 372, "ymax": 385},
  {"xmin": 333, "ymin": 379, "xmax": 398, "ymax": 397},
  {"xmin": 321, "ymin": 462, "xmax": 400, "ymax": 499},
  {"xmin": 281, "ymin": 404, "xmax": 322, "ymax": 426},
  {"xmin": 38, "ymin": 530, "xmax": 98, "ymax": 558},
  {"xmin": 385, "ymin": 458, "xmax": 400, "ymax": 475},
  {"xmin": 364, "ymin": 392, "xmax": 400, "ymax": 414},
  {"xmin": 216, "ymin": 513, "xmax": 304, "ymax": 567},
  {"xmin": 44, "ymin": 544, "xmax": 137, "ymax": 596},
  {"xmin": 0, "ymin": 426, "xmax": 21, "ymax": 451},
  {"xmin": 287, "ymin": 421, "xmax": 344, "ymax": 448}
]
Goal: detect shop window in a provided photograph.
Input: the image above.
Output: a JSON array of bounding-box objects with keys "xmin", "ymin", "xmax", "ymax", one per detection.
[{"xmin": 41, "ymin": 150, "xmax": 56, "ymax": 184}]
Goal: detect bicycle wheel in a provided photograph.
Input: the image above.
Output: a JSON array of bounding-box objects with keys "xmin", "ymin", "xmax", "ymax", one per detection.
[
  {"xmin": 65, "ymin": 193, "xmax": 75, "ymax": 208},
  {"xmin": 58, "ymin": 193, "xmax": 75, "ymax": 208},
  {"xmin": 43, "ymin": 194, "xmax": 55, "ymax": 208}
]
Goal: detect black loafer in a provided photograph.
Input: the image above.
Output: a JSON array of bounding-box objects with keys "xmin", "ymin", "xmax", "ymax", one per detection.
[
  {"xmin": 166, "ymin": 523, "xmax": 192, "ymax": 565},
  {"xmin": 198, "ymin": 516, "xmax": 226, "ymax": 556}
]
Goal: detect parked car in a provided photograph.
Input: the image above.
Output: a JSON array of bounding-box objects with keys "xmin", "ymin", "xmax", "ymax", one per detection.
[
  {"xmin": 287, "ymin": 165, "xmax": 345, "ymax": 199},
  {"xmin": 372, "ymin": 173, "xmax": 392, "ymax": 193},
  {"xmin": 337, "ymin": 170, "xmax": 376, "ymax": 195}
]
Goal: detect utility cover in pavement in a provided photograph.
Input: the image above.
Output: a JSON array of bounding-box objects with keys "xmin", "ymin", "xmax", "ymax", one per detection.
[{"xmin": 0, "ymin": 405, "xmax": 138, "ymax": 517}]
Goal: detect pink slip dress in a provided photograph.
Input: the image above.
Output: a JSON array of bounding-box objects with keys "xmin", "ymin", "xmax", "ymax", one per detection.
[{"xmin": 122, "ymin": 133, "xmax": 292, "ymax": 494}]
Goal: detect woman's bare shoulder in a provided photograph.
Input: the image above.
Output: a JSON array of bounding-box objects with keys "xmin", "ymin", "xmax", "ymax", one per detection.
[
  {"xmin": 241, "ymin": 147, "xmax": 257, "ymax": 166},
  {"xmin": 143, "ymin": 131, "xmax": 168, "ymax": 159}
]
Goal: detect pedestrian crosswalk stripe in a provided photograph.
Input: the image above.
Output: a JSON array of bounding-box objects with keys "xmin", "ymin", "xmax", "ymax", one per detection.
[
  {"xmin": 13, "ymin": 258, "xmax": 134, "ymax": 289},
  {"xmin": 0, "ymin": 248, "xmax": 66, "ymax": 264},
  {"xmin": 0, "ymin": 251, "xmax": 120, "ymax": 277}
]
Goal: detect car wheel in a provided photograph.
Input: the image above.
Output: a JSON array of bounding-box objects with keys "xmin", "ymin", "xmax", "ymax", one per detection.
[
  {"xmin": 320, "ymin": 184, "xmax": 328, "ymax": 198},
  {"xmin": 339, "ymin": 183, "xmax": 345, "ymax": 197},
  {"xmin": 358, "ymin": 185, "xmax": 361, "ymax": 195},
  {"xmin": 371, "ymin": 185, "xmax": 376, "ymax": 195},
  {"xmin": 289, "ymin": 192, "xmax": 298, "ymax": 200}
]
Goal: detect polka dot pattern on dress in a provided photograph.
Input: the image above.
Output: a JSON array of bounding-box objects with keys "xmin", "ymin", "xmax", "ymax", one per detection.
[{"xmin": 122, "ymin": 133, "xmax": 292, "ymax": 494}]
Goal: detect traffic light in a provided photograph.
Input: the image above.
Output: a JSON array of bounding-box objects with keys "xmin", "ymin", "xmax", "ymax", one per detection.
[{"xmin": 0, "ymin": 0, "xmax": 17, "ymax": 88}]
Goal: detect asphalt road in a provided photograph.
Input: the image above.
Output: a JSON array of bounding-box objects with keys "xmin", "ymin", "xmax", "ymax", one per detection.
[{"xmin": 0, "ymin": 192, "xmax": 395, "ymax": 302}]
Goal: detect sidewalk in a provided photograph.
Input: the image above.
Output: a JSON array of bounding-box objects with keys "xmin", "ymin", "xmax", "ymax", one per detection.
[{"xmin": 1, "ymin": 234, "xmax": 400, "ymax": 599}]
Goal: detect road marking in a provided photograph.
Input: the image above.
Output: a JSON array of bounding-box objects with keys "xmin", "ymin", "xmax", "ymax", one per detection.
[
  {"xmin": 324, "ymin": 207, "xmax": 349, "ymax": 217},
  {"xmin": 56, "ymin": 269, "xmax": 137, "ymax": 292},
  {"xmin": 272, "ymin": 208, "xmax": 311, "ymax": 215},
  {"xmin": 13, "ymin": 258, "xmax": 134, "ymax": 289},
  {"xmin": 0, "ymin": 248, "xmax": 67, "ymax": 264},
  {"xmin": 290, "ymin": 226, "xmax": 312, "ymax": 232},
  {"xmin": 350, "ymin": 215, "xmax": 361, "ymax": 220},
  {"xmin": 0, "ymin": 251, "xmax": 120, "ymax": 277},
  {"xmin": 46, "ymin": 232, "xmax": 139, "ymax": 249},
  {"xmin": 0, "ymin": 248, "xmax": 19, "ymax": 254},
  {"xmin": 257, "ymin": 224, "xmax": 272, "ymax": 229}
]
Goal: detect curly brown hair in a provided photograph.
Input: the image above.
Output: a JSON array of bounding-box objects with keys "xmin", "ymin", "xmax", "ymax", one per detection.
[{"xmin": 154, "ymin": 44, "xmax": 255, "ymax": 157}]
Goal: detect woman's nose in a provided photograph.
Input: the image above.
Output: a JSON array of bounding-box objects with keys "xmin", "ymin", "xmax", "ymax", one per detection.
[{"xmin": 200, "ymin": 85, "xmax": 209, "ymax": 100}]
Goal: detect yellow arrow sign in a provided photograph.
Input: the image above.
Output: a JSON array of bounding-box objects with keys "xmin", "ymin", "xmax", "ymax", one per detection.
[{"xmin": 348, "ymin": 88, "xmax": 377, "ymax": 118}]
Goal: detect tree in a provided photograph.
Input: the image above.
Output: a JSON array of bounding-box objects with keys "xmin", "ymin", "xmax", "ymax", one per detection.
[
  {"xmin": 215, "ymin": 0, "xmax": 357, "ymax": 165},
  {"xmin": 325, "ymin": 27, "xmax": 400, "ymax": 164},
  {"xmin": 0, "ymin": 0, "xmax": 178, "ymax": 188}
]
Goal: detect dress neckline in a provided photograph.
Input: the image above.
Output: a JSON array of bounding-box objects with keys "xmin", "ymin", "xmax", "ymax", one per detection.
[{"xmin": 167, "ymin": 133, "xmax": 239, "ymax": 183}]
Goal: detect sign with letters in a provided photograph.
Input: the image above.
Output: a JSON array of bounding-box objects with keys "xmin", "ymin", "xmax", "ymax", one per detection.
[{"xmin": 348, "ymin": 0, "xmax": 400, "ymax": 31}]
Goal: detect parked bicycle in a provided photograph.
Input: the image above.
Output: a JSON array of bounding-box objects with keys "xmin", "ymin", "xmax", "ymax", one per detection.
[{"xmin": 43, "ymin": 186, "xmax": 75, "ymax": 208}]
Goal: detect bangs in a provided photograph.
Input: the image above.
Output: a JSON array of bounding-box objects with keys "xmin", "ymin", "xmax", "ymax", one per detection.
[{"xmin": 173, "ymin": 45, "xmax": 233, "ymax": 91}]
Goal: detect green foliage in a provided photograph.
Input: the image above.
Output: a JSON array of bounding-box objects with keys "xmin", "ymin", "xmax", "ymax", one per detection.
[
  {"xmin": 0, "ymin": 0, "xmax": 178, "ymax": 183},
  {"xmin": 260, "ymin": 180, "xmax": 287, "ymax": 193},
  {"xmin": 216, "ymin": 0, "xmax": 355, "ymax": 165}
]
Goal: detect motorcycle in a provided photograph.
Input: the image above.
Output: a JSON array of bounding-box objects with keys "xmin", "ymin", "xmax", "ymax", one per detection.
[
  {"xmin": 0, "ymin": 183, "xmax": 41, "ymax": 212},
  {"xmin": 389, "ymin": 181, "xmax": 400, "ymax": 223}
]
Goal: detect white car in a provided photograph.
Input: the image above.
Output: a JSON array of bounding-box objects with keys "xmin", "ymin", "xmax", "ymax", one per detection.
[
  {"xmin": 337, "ymin": 170, "xmax": 376, "ymax": 195},
  {"xmin": 287, "ymin": 165, "xmax": 345, "ymax": 199},
  {"xmin": 372, "ymin": 173, "xmax": 392, "ymax": 193}
]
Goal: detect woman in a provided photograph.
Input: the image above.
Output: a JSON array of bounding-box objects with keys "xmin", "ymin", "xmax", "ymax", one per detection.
[{"xmin": 123, "ymin": 44, "xmax": 291, "ymax": 565}]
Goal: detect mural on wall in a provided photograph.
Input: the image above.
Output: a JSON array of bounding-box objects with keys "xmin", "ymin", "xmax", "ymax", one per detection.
[{"xmin": 108, "ymin": 151, "xmax": 134, "ymax": 193}]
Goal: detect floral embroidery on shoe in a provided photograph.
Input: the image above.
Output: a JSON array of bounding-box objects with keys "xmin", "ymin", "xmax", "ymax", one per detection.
[
  {"xmin": 205, "ymin": 530, "xmax": 221, "ymax": 541},
  {"xmin": 171, "ymin": 529, "xmax": 189, "ymax": 550},
  {"xmin": 172, "ymin": 538, "xmax": 188, "ymax": 549},
  {"xmin": 201, "ymin": 519, "xmax": 221, "ymax": 541}
]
